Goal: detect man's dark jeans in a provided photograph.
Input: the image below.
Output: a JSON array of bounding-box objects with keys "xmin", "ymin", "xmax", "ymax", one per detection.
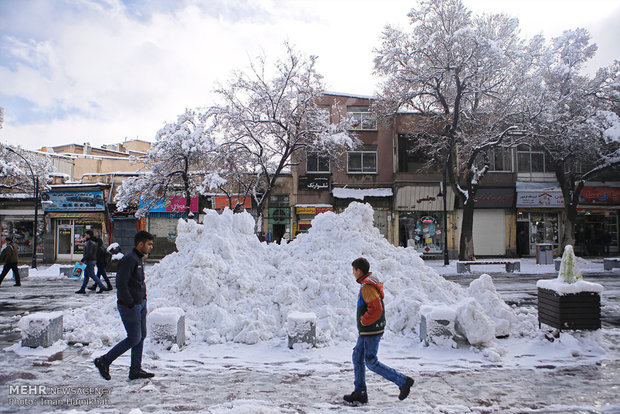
[
  {"xmin": 79, "ymin": 261, "xmax": 105, "ymax": 291},
  {"xmin": 0, "ymin": 262, "xmax": 20, "ymax": 285},
  {"xmin": 100, "ymin": 300, "xmax": 147, "ymax": 370}
]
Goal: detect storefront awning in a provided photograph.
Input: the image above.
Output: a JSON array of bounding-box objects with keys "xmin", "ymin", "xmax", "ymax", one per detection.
[
  {"xmin": 332, "ymin": 187, "xmax": 393, "ymax": 200},
  {"xmin": 396, "ymin": 185, "xmax": 455, "ymax": 211}
]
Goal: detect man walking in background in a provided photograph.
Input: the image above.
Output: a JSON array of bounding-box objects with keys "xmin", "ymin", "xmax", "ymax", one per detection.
[
  {"xmin": 94, "ymin": 230, "xmax": 155, "ymax": 381},
  {"xmin": 0, "ymin": 237, "xmax": 21, "ymax": 287},
  {"xmin": 75, "ymin": 230, "xmax": 106, "ymax": 294}
]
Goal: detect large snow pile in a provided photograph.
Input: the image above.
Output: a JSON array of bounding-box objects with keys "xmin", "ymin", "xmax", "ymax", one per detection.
[{"xmin": 140, "ymin": 202, "xmax": 531, "ymax": 346}]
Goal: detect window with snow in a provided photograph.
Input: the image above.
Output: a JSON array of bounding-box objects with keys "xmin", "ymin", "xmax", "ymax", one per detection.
[
  {"xmin": 517, "ymin": 144, "xmax": 551, "ymax": 173},
  {"xmin": 348, "ymin": 151, "xmax": 377, "ymax": 174},
  {"xmin": 489, "ymin": 147, "xmax": 512, "ymax": 172},
  {"xmin": 347, "ymin": 106, "xmax": 377, "ymax": 130},
  {"xmin": 306, "ymin": 152, "xmax": 330, "ymax": 173}
]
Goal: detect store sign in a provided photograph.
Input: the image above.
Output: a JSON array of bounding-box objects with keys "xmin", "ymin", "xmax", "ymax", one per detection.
[
  {"xmin": 459, "ymin": 188, "xmax": 515, "ymax": 208},
  {"xmin": 148, "ymin": 196, "xmax": 199, "ymax": 213},
  {"xmin": 41, "ymin": 191, "xmax": 105, "ymax": 211},
  {"xmin": 296, "ymin": 206, "xmax": 333, "ymax": 215},
  {"xmin": 579, "ymin": 187, "xmax": 620, "ymax": 205},
  {"xmin": 299, "ymin": 175, "xmax": 330, "ymax": 191},
  {"xmin": 214, "ymin": 196, "xmax": 252, "ymax": 210},
  {"xmin": 516, "ymin": 191, "xmax": 564, "ymax": 208}
]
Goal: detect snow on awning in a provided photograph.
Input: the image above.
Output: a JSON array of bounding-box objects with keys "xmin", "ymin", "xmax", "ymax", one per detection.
[{"xmin": 332, "ymin": 187, "xmax": 393, "ymax": 200}]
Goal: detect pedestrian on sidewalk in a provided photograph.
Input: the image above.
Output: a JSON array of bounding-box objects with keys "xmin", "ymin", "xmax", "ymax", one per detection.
[
  {"xmin": 75, "ymin": 230, "xmax": 106, "ymax": 294},
  {"xmin": 94, "ymin": 230, "xmax": 154, "ymax": 381},
  {"xmin": 343, "ymin": 257, "xmax": 414, "ymax": 405},
  {"xmin": 88, "ymin": 235, "xmax": 113, "ymax": 291},
  {"xmin": 0, "ymin": 237, "xmax": 21, "ymax": 287}
]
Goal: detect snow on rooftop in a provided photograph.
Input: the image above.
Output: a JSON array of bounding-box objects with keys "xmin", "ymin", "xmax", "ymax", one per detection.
[{"xmin": 332, "ymin": 187, "xmax": 393, "ymax": 200}]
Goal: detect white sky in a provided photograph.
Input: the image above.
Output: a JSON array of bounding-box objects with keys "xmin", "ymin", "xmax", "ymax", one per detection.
[{"xmin": 0, "ymin": 0, "xmax": 618, "ymax": 150}]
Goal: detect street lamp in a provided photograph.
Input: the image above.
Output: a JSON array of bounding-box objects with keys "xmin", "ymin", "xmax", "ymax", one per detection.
[
  {"xmin": 437, "ymin": 166, "xmax": 449, "ymax": 266},
  {"xmin": 7, "ymin": 147, "xmax": 39, "ymax": 268}
]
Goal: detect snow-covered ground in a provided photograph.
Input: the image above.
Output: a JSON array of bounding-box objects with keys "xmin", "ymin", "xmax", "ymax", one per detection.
[{"xmin": 1, "ymin": 202, "xmax": 619, "ymax": 413}]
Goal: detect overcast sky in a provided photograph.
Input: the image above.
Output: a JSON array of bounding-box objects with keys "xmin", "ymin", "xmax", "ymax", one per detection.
[{"xmin": 1, "ymin": 0, "xmax": 619, "ymax": 150}]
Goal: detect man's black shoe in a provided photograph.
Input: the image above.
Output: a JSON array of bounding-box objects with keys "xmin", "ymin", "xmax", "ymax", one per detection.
[
  {"xmin": 94, "ymin": 358, "xmax": 110, "ymax": 380},
  {"xmin": 343, "ymin": 391, "xmax": 368, "ymax": 404},
  {"xmin": 75, "ymin": 290, "xmax": 86, "ymax": 294},
  {"xmin": 105, "ymin": 286, "xmax": 113, "ymax": 291},
  {"xmin": 14, "ymin": 283, "xmax": 21, "ymax": 286},
  {"xmin": 398, "ymin": 377, "xmax": 414, "ymax": 400},
  {"xmin": 96, "ymin": 289, "xmax": 104, "ymax": 293},
  {"xmin": 87, "ymin": 285, "xmax": 97, "ymax": 291},
  {"xmin": 129, "ymin": 369, "xmax": 154, "ymax": 380}
]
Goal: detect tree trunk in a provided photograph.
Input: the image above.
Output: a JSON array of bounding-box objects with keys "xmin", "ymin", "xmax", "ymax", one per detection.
[{"xmin": 459, "ymin": 199, "xmax": 475, "ymax": 261}]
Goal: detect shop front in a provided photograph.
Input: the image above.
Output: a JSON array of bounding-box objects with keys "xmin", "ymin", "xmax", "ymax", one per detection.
[
  {"xmin": 294, "ymin": 205, "xmax": 333, "ymax": 236},
  {"xmin": 395, "ymin": 184, "xmax": 455, "ymax": 256},
  {"xmin": 145, "ymin": 196, "xmax": 199, "ymax": 259},
  {"xmin": 267, "ymin": 194, "xmax": 290, "ymax": 244},
  {"xmin": 41, "ymin": 187, "xmax": 109, "ymax": 262},
  {"xmin": 575, "ymin": 185, "xmax": 620, "ymax": 255},
  {"xmin": 331, "ymin": 187, "xmax": 393, "ymax": 242},
  {"xmin": 0, "ymin": 194, "xmax": 43, "ymax": 260},
  {"xmin": 516, "ymin": 183, "xmax": 564, "ymax": 256}
]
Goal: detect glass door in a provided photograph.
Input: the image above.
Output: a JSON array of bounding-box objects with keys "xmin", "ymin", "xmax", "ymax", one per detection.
[{"xmin": 57, "ymin": 221, "xmax": 74, "ymax": 261}]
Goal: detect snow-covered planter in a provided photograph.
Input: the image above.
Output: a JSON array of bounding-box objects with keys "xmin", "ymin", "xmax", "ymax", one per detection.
[
  {"xmin": 19, "ymin": 312, "xmax": 63, "ymax": 348},
  {"xmin": 18, "ymin": 265, "xmax": 29, "ymax": 278},
  {"xmin": 287, "ymin": 311, "xmax": 316, "ymax": 349},
  {"xmin": 537, "ymin": 245, "xmax": 603, "ymax": 331},
  {"xmin": 148, "ymin": 307, "xmax": 186, "ymax": 348},
  {"xmin": 419, "ymin": 305, "xmax": 458, "ymax": 348}
]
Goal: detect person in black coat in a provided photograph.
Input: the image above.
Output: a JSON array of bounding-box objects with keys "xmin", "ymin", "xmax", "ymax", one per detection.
[
  {"xmin": 75, "ymin": 230, "xmax": 106, "ymax": 294},
  {"xmin": 88, "ymin": 236, "xmax": 112, "ymax": 291},
  {"xmin": 94, "ymin": 230, "xmax": 155, "ymax": 381},
  {"xmin": 0, "ymin": 237, "xmax": 21, "ymax": 287}
]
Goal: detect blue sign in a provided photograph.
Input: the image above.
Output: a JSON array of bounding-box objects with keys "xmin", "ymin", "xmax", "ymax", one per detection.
[{"xmin": 41, "ymin": 191, "xmax": 105, "ymax": 211}]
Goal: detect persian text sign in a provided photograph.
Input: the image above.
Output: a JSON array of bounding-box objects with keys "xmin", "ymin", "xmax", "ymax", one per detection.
[
  {"xmin": 516, "ymin": 191, "xmax": 564, "ymax": 208},
  {"xmin": 42, "ymin": 191, "xmax": 105, "ymax": 211},
  {"xmin": 149, "ymin": 196, "xmax": 198, "ymax": 213},
  {"xmin": 579, "ymin": 187, "xmax": 620, "ymax": 205},
  {"xmin": 214, "ymin": 196, "xmax": 252, "ymax": 210}
]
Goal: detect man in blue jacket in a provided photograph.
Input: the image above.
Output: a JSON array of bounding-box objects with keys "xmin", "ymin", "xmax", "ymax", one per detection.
[{"xmin": 94, "ymin": 230, "xmax": 154, "ymax": 380}]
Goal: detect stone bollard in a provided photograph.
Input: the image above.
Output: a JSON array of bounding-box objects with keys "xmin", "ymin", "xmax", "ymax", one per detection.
[
  {"xmin": 18, "ymin": 265, "xmax": 29, "ymax": 278},
  {"xmin": 148, "ymin": 307, "xmax": 185, "ymax": 348},
  {"xmin": 19, "ymin": 312, "xmax": 63, "ymax": 348},
  {"xmin": 419, "ymin": 305, "xmax": 457, "ymax": 347},
  {"xmin": 287, "ymin": 311, "xmax": 317, "ymax": 349}
]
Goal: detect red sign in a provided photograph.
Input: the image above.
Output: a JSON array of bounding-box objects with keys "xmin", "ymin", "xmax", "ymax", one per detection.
[
  {"xmin": 316, "ymin": 206, "xmax": 334, "ymax": 214},
  {"xmin": 214, "ymin": 196, "xmax": 252, "ymax": 210},
  {"xmin": 579, "ymin": 187, "xmax": 620, "ymax": 205}
]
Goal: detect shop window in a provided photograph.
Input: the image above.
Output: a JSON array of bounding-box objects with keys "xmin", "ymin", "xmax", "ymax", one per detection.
[
  {"xmin": 306, "ymin": 152, "xmax": 330, "ymax": 173},
  {"xmin": 347, "ymin": 106, "xmax": 377, "ymax": 130},
  {"xmin": 348, "ymin": 151, "xmax": 377, "ymax": 174},
  {"xmin": 399, "ymin": 213, "xmax": 444, "ymax": 254},
  {"xmin": 489, "ymin": 147, "xmax": 512, "ymax": 172}
]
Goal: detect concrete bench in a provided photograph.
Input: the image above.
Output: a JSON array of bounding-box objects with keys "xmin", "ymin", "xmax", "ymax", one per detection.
[
  {"xmin": 18, "ymin": 312, "xmax": 63, "ymax": 348},
  {"xmin": 457, "ymin": 261, "xmax": 520, "ymax": 273},
  {"xmin": 604, "ymin": 258, "xmax": 620, "ymax": 271},
  {"xmin": 148, "ymin": 307, "xmax": 185, "ymax": 348},
  {"xmin": 287, "ymin": 311, "xmax": 317, "ymax": 349}
]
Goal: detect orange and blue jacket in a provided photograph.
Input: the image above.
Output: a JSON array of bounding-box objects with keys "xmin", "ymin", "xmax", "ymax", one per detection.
[{"xmin": 356, "ymin": 273, "xmax": 386, "ymax": 335}]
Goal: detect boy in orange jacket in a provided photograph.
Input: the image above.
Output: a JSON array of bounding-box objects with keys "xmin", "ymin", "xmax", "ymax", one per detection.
[{"xmin": 344, "ymin": 257, "xmax": 414, "ymax": 404}]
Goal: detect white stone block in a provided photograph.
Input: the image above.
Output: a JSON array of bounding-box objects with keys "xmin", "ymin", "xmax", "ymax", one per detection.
[
  {"xmin": 148, "ymin": 307, "xmax": 185, "ymax": 348},
  {"xmin": 419, "ymin": 305, "xmax": 457, "ymax": 348},
  {"xmin": 287, "ymin": 311, "xmax": 316, "ymax": 349},
  {"xmin": 19, "ymin": 312, "xmax": 63, "ymax": 348},
  {"xmin": 18, "ymin": 265, "xmax": 29, "ymax": 278},
  {"xmin": 59, "ymin": 266, "xmax": 73, "ymax": 277}
]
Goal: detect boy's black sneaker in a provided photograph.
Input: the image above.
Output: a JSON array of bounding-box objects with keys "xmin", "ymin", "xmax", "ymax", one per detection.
[
  {"xmin": 398, "ymin": 377, "xmax": 414, "ymax": 400},
  {"xmin": 94, "ymin": 358, "xmax": 110, "ymax": 380},
  {"xmin": 129, "ymin": 369, "xmax": 154, "ymax": 380},
  {"xmin": 75, "ymin": 290, "xmax": 86, "ymax": 294},
  {"xmin": 87, "ymin": 285, "xmax": 97, "ymax": 291},
  {"xmin": 343, "ymin": 391, "xmax": 368, "ymax": 404}
]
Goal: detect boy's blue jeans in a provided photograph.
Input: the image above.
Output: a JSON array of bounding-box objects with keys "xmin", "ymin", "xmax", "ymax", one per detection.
[
  {"xmin": 79, "ymin": 261, "xmax": 105, "ymax": 291},
  {"xmin": 100, "ymin": 300, "xmax": 147, "ymax": 371},
  {"xmin": 353, "ymin": 334, "xmax": 407, "ymax": 393}
]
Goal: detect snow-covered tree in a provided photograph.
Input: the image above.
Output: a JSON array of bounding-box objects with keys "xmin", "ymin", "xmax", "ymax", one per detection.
[
  {"xmin": 0, "ymin": 142, "xmax": 53, "ymax": 194},
  {"xmin": 374, "ymin": 0, "xmax": 530, "ymax": 260},
  {"xmin": 523, "ymin": 31, "xmax": 620, "ymax": 248},
  {"xmin": 115, "ymin": 109, "xmax": 218, "ymax": 218},
  {"xmin": 209, "ymin": 43, "xmax": 359, "ymax": 229}
]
